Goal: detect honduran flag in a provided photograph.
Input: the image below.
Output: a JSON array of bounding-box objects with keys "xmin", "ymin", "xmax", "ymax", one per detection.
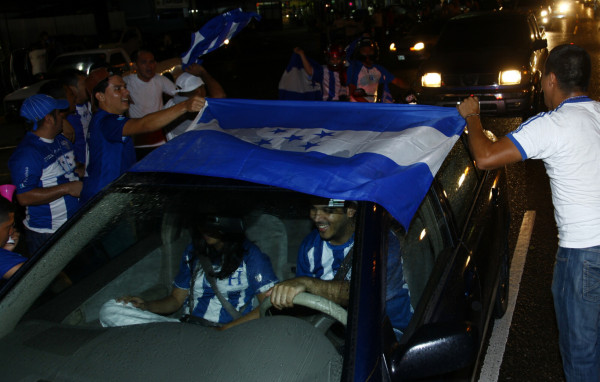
[
  {"xmin": 181, "ymin": 8, "xmax": 260, "ymax": 70},
  {"xmin": 131, "ymin": 99, "xmax": 465, "ymax": 229},
  {"xmin": 278, "ymin": 53, "xmax": 322, "ymax": 101}
]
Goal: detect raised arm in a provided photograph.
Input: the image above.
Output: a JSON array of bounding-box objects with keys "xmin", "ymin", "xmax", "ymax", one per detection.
[
  {"xmin": 457, "ymin": 96, "xmax": 522, "ymax": 170},
  {"xmin": 122, "ymin": 96, "xmax": 205, "ymax": 136}
]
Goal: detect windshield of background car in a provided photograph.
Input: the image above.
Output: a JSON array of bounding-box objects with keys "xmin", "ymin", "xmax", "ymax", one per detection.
[
  {"xmin": 435, "ymin": 18, "xmax": 530, "ymax": 51},
  {"xmin": 48, "ymin": 53, "xmax": 107, "ymax": 76}
]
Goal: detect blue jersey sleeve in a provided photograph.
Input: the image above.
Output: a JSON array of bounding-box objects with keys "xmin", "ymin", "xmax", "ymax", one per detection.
[
  {"xmin": 375, "ymin": 64, "xmax": 395, "ymax": 84},
  {"xmin": 244, "ymin": 240, "xmax": 278, "ymax": 294},
  {"xmin": 172, "ymin": 244, "xmax": 195, "ymax": 290},
  {"xmin": 8, "ymin": 142, "xmax": 43, "ymax": 194},
  {"xmin": 386, "ymin": 231, "xmax": 413, "ymax": 331},
  {"xmin": 0, "ymin": 249, "xmax": 26, "ymax": 278},
  {"xmin": 296, "ymin": 230, "xmax": 320, "ymax": 277},
  {"xmin": 67, "ymin": 113, "xmax": 87, "ymax": 164}
]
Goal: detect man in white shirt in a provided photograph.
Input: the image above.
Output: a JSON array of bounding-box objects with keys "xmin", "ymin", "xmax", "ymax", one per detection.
[
  {"xmin": 457, "ymin": 44, "xmax": 600, "ymax": 382},
  {"xmin": 124, "ymin": 49, "xmax": 176, "ymax": 153}
]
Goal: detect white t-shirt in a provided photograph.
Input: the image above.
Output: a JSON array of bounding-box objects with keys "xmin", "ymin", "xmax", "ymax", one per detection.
[
  {"xmin": 507, "ymin": 96, "xmax": 600, "ymax": 248},
  {"xmin": 123, "ymin": 74, "xmax": 176, "ymax": 118}
]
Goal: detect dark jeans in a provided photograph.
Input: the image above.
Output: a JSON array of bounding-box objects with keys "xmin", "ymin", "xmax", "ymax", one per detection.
[{"xmin": 24, "ymin": 227, "xmax": 53, "ymax": 256}]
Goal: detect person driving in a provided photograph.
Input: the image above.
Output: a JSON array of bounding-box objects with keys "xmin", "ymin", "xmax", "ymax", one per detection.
[
  {"xmin": 100, "ymin": 215, "xmax": 278, "ymax": 330},
  {"xmin": 266, "ymin": 198, "xmax": 413, "ymax": 338}
]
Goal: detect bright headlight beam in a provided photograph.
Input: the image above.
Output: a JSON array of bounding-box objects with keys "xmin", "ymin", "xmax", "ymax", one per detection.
[
  {"xmin": 422, "ymin": 72, "xmax": 441, "ymax": 87},
  {"xmin": 411, "ymin": 42, "xmax": 425, "ymax": 51},
  {"xmin": 499, "ymin": 70, "xmax": 521, "ymax": 85}
]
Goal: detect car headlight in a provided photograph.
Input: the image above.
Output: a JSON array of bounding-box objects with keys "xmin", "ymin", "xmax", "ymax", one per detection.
[
  {"xmin": 558, "ymin": 2, "xmax": 570, "ymax": 12},
  {"xmin": 389, "ymin": 42, "xmax": 396, "ymax": 52},
  {"xmin": 410, "ymin": 42, "xmax": 425, "ymax": 51},
  {"xmin": 540, "ymin": 9, "xmax": 548, "ymax": 17},
  {"xmin": 422, "ymin": 72, "xmax": 442, "ymax": 87},
  {"xmin": 499, "ymin": 70, "xmax": 521, "ymax": 85}
]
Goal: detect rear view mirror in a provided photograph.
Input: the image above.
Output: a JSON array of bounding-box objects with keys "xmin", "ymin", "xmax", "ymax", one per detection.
[
  {"xmin": 532, "ymin": 39, "xmax": 548, "ymax": 51},
  {"xmin": 389, "ymin": 322, "xmax": 478, "ymax": 381}
]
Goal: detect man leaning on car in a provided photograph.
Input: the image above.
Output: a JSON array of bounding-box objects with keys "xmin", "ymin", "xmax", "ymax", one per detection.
[{"xmin": 458, "ymin": 44, "xmax": 600, "ymax": 382}]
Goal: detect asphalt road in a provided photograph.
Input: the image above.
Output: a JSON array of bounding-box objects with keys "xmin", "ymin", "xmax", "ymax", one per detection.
[{"xmin": 0, "ymin": 5, "xmax": 598, "ymax": 380}]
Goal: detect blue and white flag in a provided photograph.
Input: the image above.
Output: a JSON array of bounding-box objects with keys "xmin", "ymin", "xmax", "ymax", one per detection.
[
  {"xmin": 181, "ymin": 8, "xmax": 260, "ymax": 70},
  {"xmin": 278, "ymin": 53, "xmax": 322, "ymax": 101},
  {"xmin": 131, "ymin": 99, "xmax": 465, "ymax": 229}
]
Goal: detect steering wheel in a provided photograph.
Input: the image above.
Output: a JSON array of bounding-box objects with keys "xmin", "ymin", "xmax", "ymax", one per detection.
[{"xmin": 259, "ymin": 292, "xmax": 347, "ymax": 331}]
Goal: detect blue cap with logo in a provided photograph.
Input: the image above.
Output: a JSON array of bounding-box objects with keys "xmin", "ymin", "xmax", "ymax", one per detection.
[{"xmin": 20, "ymin": 94, "xmax": 69, "ymax": 131}]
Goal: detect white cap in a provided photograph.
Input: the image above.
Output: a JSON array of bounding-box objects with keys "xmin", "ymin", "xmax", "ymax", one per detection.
[{"xmin": 175, "ymin": 72, "xmax": 204, "ymax": 93}]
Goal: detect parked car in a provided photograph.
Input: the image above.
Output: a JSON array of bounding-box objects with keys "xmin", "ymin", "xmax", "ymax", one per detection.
[
  {"xmin": 416, "ymin": 10, "xmax": 548, "ymax": 119},
  {"xmin": 0, "ymin": 100, "xmax": 510, "ymax": 381},
  {"xmin": 3, "ymin": 47, "xmax": 132, "ymax": 120}
]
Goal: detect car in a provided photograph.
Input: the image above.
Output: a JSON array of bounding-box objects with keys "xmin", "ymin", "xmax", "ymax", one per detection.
[
  {"xmin": 416, "ymin": 10, "xmax": 548, "ymax": 119},
  {"xmin": 0, "ymin": 99, "xmax": 510, "ymax": 381},
  {"xmin": 514, "ymin": 0, "xmax": 554, "ymax": 27},
  {"xmin": 385, "ymin": 20, "xmax": 446, "ymax": 66},
  {"xmin": 3, "ymin": 48, "xmax": 132, "ymax": 120}
]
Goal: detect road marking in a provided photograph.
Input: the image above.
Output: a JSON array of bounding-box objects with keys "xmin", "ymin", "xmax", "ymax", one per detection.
[{"xmin": 478, "ymin": 210, "xmax": 536, "ymax": 382}]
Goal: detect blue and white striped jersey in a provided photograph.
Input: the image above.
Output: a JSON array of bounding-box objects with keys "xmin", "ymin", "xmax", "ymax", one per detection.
[
  {"xmin": 173, "ymin": 240, "xmax": 278, "ymax": 324},
  {"xmin": 8, "ymin": 132, "xmax": 80, "ymax": 233}
]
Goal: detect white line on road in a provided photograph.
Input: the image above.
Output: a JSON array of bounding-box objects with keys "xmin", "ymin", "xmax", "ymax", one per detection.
[{"xmin": 478, "ymin": 210, "xmax": 536, "ymax": 382}]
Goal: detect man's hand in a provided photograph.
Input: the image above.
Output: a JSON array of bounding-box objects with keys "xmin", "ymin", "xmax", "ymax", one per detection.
[
  {"xmin": 67, "ymin": 181, "xmax": 83, "ymax": 197},
  {"xmin": 183, "ymin": 95, "xmax": 206, "ymax": 113},
  {"xmin": 457, "ymin": 96, "xmax": 480, "ymax": 118},
  {"xmin": 266, "ymin": 277, "xmax": 310, "ymax": 310}
]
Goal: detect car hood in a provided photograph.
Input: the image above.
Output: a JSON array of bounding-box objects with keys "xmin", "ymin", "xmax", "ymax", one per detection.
[
  {"xmin": 422, "ymin": 46, "xmax": 530, "ymax": 73},
  {"xmin": 3, "ymin": 80, "xmax": 49, "ymax": 102},
  {"xmin": 0, "ymin": 317, "xmax": 341, "ymax": 381}
]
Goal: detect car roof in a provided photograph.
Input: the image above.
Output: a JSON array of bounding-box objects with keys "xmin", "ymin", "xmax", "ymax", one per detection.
[{"xmin": 55, "ymin": 48, "xmax": 128, "ymax": 58}]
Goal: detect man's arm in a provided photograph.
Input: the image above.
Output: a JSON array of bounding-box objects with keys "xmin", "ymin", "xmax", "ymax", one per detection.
[
  {"xmin": 266, "ymin": 277, "xmax": 349, "ymax": 310},
  {"xmin": 122, "ymin": 95, "xmax": 205, "ymax": 136},
  {"xmin": 186, "ymin": 65, "xmax": 227, "ymax": 99},
  {"xmin": 16, "ymin": 181, "xmax": 82, "ymax": 206},
  {"xmin": 458, "ymin": 96, "xmax": 523, "ymax": 170},
  {"xmin": 293, "ymin": 47, "xmax": 314, "ymax": 77}
]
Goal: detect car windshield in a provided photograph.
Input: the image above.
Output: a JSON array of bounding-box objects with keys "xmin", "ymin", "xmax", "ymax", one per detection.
[
  {"xmin": 48, "ymin": 53, "xmax": 107, "ymax": 76},
  {"xmin": 436, "ymin": 18, "xmax": 530, "ymax": 51},
  {"xmin": 22, "ymin": 181, "xmax": 323, "ymax": 324}
]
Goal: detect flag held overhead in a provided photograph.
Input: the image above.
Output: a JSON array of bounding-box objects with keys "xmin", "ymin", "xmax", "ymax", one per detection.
[
  {"xmin": 181, "ymin": 8, "xmax": 261, "ymax": 70},
  {"xmin": 131, "ymin": 99, "xmax": 466, "ymax": 230}
]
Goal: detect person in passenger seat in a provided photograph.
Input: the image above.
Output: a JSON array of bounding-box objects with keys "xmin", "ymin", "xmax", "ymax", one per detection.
[
  {"xmin": 266, "ymin": 198, "xmax": 413, "ymax": 338},
  {"xmin": 99, "ymin": 215, "xmax": 278, "ymax": 330}
]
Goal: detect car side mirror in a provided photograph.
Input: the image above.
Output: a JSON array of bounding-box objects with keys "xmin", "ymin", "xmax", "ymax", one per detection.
[
  {"xmin": 389, "ymin": 322, "xmax": 478, "ymax": 381},
  {"xmin": 532, "ymin": 39, "xmax": 548, "ymax": 51}
]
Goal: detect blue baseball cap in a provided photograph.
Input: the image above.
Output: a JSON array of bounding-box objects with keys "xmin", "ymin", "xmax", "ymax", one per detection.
[{"xmin": 20, "ymin": 94, "xmax": 69, "ymax": 131}]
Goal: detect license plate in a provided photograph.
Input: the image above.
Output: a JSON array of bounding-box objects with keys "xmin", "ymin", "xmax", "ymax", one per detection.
[{"xmin": 397, "ymin": 55, "xmax": 406, "ymax": 61}]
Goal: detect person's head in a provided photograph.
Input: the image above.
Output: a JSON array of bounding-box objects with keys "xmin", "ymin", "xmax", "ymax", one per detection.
[
  {"xmin": 86, "ymin": 67, "xmax": 129, "ymax": 114},
  {"xmin": 325, "ymin": 44, "xmax": 346, "ymax": 72},
  {"xmin": 59, "ymin": 68, "xmax": 89, "ymax": 105},
  {"xmin": 39, "ymin": 80, "xmax": 76, "ymax": 114},
  {"xmin": 0, "ymin": 197, "xmax": 15, "ymax": 248},
  {"xmin": 194, "ymin": 215, "xmax": 246, "ymax": 279},
  {"xmin": 309, "ymin": 198, "xmax": 357, "ymax": 245},
  {"xmin": 20, "ymin": 94, "xmax": 69, "ymax": 135},
  {"xmin": 356, "ymin": 37, "xmax": 378, "ymax": 67},
  {"xmin": 542, "ymin": 44, "xmax": 591, "ymax": 108},
  {"xmin": 133, "ymin": 49, "xmax": 157, "ymax": 82},
  {"xmin": 174, "ymin": 72, "xmax": 204, "ymax": 97}
]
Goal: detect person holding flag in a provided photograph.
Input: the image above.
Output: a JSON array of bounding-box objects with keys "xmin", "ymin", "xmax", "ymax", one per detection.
[{"xmin": 79, "ymin": 67, "xmax": 205, "ymax": 205}]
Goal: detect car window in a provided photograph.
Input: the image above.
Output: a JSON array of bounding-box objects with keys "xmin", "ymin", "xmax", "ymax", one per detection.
[
  {"xmin": 436, "ymin": 138, "xmax": 479, "ymax": 231},
  {"xmin": 392, "ymin": 190, "xmax": 451, "ymax": 313},
  {"xmin": 22, "ymin": 185, "xmax": 322, "ymax": 325}
]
